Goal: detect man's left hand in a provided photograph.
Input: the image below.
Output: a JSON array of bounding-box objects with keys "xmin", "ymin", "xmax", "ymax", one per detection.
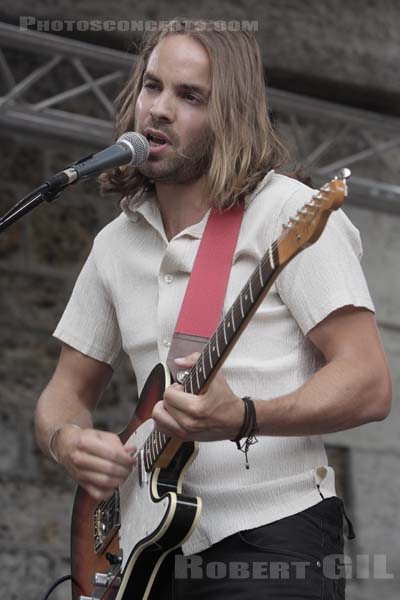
[{"xmin": 152, "ymin": 353, "xmax": 244, "ymax": 441}]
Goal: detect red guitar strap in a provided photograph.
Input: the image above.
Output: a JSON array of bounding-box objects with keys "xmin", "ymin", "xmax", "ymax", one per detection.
[{"xmin": 167, "ymin": 202, "xmax": 244, "ymax": 381}]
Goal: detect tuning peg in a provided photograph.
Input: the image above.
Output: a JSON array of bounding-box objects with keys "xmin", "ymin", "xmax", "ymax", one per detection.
[
  {"xmin": 282, "ymin": 223, "xmax": 291, "ymax": 230},
  {"xmin": 337, "ymin": 167, "xmax": 351, "ymax": 180}
]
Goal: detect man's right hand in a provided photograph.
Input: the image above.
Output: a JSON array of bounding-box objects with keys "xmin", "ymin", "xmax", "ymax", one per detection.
[{"xmin": 53, "ymin": 424, "xmax": 137, "ymax": 501}]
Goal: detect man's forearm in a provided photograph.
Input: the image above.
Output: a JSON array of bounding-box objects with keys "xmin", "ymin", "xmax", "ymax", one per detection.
[
  {"xmin": 156, "ymin": 311, "xmax": 391, "ymax": 442},
  {"xmin": 35, "ymin": 379, "xmax": 136, "ymax": 499},
  {"xmin": 35, "ymin": 382, "xmax": 94, "ymax": 459},
  {"xmin": 254, "ymin": 357, "xmax": 391, "ymax": 437}
]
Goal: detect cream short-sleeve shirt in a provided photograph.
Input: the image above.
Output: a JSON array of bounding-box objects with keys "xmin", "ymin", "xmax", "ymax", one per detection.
[{"xmin": 54, "ymin": 171, "xmax": 374, "ymax": 554}]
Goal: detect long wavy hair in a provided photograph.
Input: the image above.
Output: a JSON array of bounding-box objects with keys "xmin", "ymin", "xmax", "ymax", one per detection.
[{"xmin": 100, "ymin": 18, "xmax": 291, "ymax": 209}]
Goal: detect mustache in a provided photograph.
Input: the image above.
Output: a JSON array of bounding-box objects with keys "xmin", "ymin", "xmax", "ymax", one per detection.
[
  {"xmin": 143, "ymin": 123, "xmax": 214, "ymax": 161},
  {"xmin": 145, "ymin": 123, "xmax": 177, "ymax": 145}
]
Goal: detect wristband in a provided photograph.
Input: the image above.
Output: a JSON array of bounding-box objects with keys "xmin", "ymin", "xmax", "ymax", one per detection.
[{"xmin": 231, "ymin": 396, "xmax": 258, "ymax": 469}]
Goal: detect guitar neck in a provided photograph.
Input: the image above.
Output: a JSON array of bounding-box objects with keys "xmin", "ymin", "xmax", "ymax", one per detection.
[
  {"xmin": 183, "ymin": 239, "xmax": 282, "ymax": 395},
  {"xmin": 144, "ymin": 171, "xmax": 349, "ymax": 470},
  {"xmin": 142, "ymin": 238, "xmax": 283, "ymax": 473}
]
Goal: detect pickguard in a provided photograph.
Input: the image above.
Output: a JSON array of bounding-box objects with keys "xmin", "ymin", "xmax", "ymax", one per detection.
[{"xmin": 119, "ymin": 419, "xmax": 171, "ymax": 572}]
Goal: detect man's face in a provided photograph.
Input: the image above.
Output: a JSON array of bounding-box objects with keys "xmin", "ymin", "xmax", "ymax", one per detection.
[{"xmin": 135, "ymin": 34, "xmax": 213, "ymax": 184}]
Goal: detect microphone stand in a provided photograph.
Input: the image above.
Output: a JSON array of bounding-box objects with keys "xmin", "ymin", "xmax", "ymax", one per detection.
[
  {"xmin": 0, "ymin": 157, "xmax": 93, "ymax": 235},
  {"xmin": 1, "ymin": 133, "xmax": 149, "ymax": 234},
  {"xmin": 0, "ymin": 183, "xmax": 68, "ymax": 234}
]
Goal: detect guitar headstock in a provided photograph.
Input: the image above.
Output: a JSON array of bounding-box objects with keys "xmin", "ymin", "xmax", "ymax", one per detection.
[{"xmin": 277, "ymin": 168, "xmax": 351, "ymax": 266}]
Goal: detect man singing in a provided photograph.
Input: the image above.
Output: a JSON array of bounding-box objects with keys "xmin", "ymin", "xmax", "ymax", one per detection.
[{"xmin": 35, "ymin": 18, "xmax": 391, "ymax": 599}]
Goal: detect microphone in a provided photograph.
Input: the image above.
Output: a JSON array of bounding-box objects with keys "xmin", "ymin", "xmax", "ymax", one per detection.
[
  {"xmin": 0, "ymin": 133, "xmax": 150, "ymax": 233},
  {"xmin": 46, "ymin": 132, "xmax": 149, "ymax": 190}
]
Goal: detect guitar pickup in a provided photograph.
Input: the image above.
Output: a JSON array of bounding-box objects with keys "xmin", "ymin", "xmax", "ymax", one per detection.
[{"xmin": 93, "ymin": 491, "xmax": 121, "ymax": 554}]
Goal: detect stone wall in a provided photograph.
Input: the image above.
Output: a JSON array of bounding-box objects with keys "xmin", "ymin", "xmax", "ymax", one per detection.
[
  {"xmin": 323, "ymin": 204, "xmax": 400, "ymax": 600},
  {"xmin": 1, "ymin": 144, "xmax": 398, "ymax": 600},
  {"xmin": 0, "ymin": 133, "xmax": 137, "ymax": 600},
  {"xmin": 0, "ymin": 2, "xmax": 399, "ymax": 598}
]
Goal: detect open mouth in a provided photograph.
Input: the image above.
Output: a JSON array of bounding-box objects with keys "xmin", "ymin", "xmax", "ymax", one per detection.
[
  {"xmin": 147, "ymin": 134, "xmax": 168, "ymax": 146},
  {"xmin": 143, "ymin": 128, "xmax": 172, "ymax": 156}
]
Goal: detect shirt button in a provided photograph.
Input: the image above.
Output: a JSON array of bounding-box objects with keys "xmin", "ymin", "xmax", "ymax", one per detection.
[
  {"xmin": 164, "ymin": 274, "xmax": 174, "ymax": 284},
  {"xmin": 163, "ymin": 339, "xmax": 171, "ymax": 348}
]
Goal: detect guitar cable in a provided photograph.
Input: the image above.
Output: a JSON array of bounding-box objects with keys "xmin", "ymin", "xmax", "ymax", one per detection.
[{"xmin": 41, "ymin": 574, "xmax": 72, "ymax": 600}]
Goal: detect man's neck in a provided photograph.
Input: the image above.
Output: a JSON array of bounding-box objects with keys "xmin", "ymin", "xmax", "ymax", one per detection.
[{"xmin": 155, "ymin": 177, "xmax": 210, "ymax": 241}]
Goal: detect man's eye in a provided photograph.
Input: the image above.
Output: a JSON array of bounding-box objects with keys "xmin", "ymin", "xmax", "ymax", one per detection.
[{"xmin": 184, "ymin": 94, "xmax": 199, "ymax": 103}]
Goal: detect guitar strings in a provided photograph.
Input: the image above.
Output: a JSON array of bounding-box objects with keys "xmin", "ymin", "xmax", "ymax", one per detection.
[
  {"xmin": 103, "ymin": 240, "xmax": 279, "ymax": 509},
  {"xmin": 183, "ymin": 239, "xmax": 278, "ymax": 396},
  {"xmin": 92, "ymin": 198, "xmax": 329, "ymax": 523},
  {"xmin": 182, "ymin": 191, "xmax": 325, "ymax": 395},
  {"xmin": 103, "ymin": 201, "xmax": 327, "ymax": 513}
]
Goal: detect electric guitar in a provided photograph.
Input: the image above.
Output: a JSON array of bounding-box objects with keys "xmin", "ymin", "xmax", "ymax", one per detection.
[{"xmin": 70, "ymin": 169, "xmax": 350, "ymax": 600}]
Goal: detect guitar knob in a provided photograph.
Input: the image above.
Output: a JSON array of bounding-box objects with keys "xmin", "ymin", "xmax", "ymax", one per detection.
[{"xmin": 105, "ymin": 552, "xmax": 122, "ymax": 565}]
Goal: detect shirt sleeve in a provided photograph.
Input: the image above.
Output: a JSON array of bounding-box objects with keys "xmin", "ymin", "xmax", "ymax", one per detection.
[
  {"xmin": 53, "ymin": 246, "xmax": 123, "ymax": 369},
  {"xmin": 274, "ymin": 184, "xmax": 375, "ymax": 336}
]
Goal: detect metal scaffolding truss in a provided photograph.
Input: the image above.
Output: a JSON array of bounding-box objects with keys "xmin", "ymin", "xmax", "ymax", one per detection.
[
  {"xmin": 1, "ymin": 22, "xmax": 400, "ymax": 213},
  {"xmin": 273, "ymin": 91, "xmax": 400, "ymax": 214},
  {"xmin": 0, "ymin": 22, "xmax": 128, "ymax": 145}
]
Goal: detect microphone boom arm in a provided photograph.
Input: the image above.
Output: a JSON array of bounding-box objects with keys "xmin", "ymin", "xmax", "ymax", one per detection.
[{"xmin": 0, "ymin": 132, "xmax": 149, "ymax": 235}]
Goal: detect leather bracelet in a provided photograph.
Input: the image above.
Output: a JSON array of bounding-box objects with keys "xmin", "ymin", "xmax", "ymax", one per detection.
[
  {"xmin": 48, "ymin": 423, "xmax": 81, "ymax": 463},
  {"xmin": 231, "ymin": 396, "xmax": 258, "ymax": 469},
  {"xmin": 231, "ymin": 396, "xmax": 250, "ymax": 443}
]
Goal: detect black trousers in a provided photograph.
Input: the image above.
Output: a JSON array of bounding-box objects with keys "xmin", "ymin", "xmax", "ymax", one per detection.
[{"xmin": 152, "ymin": 497, "xmax": 347, "ymax": 599}]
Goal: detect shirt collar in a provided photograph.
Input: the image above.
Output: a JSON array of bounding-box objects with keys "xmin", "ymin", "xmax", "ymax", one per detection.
[
  {"xmin": 244, "ymin": 169, "xmax": 275, "ymax": 209},
  {"xmin": 120, "ymin": 169, "xmax": 274, "ymax": 239},
  {"xmin": 121, "ymin": 190, "xmax": 211, "ymax": 242}
]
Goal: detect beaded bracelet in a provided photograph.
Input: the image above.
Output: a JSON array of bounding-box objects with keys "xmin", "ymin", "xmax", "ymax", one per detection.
[{"xmin": 231, "ymin": 396, "xmax": 258, "ymax": 469}]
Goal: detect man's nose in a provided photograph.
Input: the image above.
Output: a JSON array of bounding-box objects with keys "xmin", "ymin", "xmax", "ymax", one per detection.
[{"xmin": 150, "ymin": 91, "xmax": 175, "ymax": 122}]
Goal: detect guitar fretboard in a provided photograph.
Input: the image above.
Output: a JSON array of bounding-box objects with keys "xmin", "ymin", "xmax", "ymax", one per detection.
[
  {"xmin": 143, "ymin": 239, "xmax": 280, "ymax": 472},
  {"xmin": 183, "ymin": 240, "xmax": 280, "ymax": 395}
]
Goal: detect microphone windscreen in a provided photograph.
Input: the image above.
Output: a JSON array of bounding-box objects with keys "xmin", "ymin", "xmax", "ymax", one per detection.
[{"xmin": 117, "ymin": 132, "xmax": 149, "ymax": 166}]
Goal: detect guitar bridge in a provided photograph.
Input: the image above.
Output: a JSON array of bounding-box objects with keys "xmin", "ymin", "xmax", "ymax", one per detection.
[{"xmin": 93, "ymin": 490, "xmax": 121, "ymax": 554}]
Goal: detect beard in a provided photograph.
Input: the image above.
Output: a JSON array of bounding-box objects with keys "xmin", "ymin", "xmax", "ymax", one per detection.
[{"xmin": 137, "ymin": 126, "xmax": 213, "ymax": 184}]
